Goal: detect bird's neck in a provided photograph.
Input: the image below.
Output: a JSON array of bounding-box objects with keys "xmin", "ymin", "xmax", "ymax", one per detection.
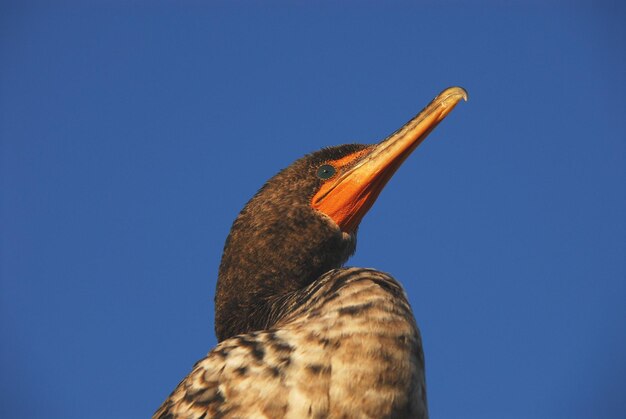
[{"xmin": 214, "ymin": 205, "xmax": 356, "ymax": 342}]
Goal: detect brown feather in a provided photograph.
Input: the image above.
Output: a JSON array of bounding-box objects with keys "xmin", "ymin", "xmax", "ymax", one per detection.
[{"xmin": 154, "ymin": 268, "xmax": 427, "ymax": 419}]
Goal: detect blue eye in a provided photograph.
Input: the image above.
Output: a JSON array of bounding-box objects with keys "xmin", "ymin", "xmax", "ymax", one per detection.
[{"xmin": 316, "ymin": 164, "xmax": 336, "ymax": 180}]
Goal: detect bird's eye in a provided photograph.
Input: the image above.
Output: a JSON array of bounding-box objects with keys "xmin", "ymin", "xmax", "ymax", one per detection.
[{"xmin": 316, "ymin": 164, "xmax": 336, "ymax": 180}]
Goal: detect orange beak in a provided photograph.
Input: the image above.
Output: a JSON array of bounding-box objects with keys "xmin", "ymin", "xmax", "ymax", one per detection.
[{"xmin": 311, "ymin": 86, "xmax": 468, "ymax": 232}]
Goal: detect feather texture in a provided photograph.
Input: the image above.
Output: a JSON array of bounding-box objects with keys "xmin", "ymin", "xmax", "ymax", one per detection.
[{"xmin": 154, "ymin": 268, "xmax": 427, "ymax": 419}]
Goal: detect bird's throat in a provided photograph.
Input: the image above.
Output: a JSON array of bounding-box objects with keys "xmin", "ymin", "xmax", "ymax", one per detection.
[{"xmin": 214, "ymin": 202, "xmax": 356, "ymax": 342}]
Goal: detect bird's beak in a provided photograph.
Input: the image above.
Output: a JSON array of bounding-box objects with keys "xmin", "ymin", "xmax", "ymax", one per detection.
[{"xmin": 312, "ymin": 86, "xmax": 468, "ymax": 233}]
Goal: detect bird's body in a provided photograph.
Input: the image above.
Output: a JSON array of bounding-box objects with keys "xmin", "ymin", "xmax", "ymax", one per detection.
[
  {"xmin": 155, "ymin": 87, "xmax": 467, "ymax": 419},
  {"xmin": 155, "ymin": 268, "xmax": 425, "ymax": 418}
]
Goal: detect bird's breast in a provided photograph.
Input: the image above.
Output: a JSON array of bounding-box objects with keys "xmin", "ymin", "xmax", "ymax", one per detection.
[
  {"xmin": 154, "ymin": 268, "xmax": 427, "ymax": 419},
  {"xmin": 274, "ymin": 267, "xmax": 427, "ymax": 418}
]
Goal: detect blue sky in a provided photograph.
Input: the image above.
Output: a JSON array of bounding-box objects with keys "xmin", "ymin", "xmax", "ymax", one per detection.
[{"xmin": 1, "ymin": 2, "xmax": 624, "ymax": 418}]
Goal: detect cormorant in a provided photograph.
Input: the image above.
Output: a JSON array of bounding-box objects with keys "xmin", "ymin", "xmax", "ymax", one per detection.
[{"xmin": 154, "ymin": 87, "xmax": 467, "ymax": 418}]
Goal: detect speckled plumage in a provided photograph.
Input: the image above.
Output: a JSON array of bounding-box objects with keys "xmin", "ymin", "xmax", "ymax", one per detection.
[{"xmin": 154, "ymin": 268, "xmax": 426, "ymax": 419}]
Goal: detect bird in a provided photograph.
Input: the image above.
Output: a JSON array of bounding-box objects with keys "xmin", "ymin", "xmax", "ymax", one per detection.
[{"xmin": 154, "ymin": 86, "xmax": 467, "ymax": 419}]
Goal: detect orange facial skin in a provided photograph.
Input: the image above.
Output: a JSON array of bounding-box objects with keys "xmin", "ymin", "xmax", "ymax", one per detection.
[{"xmin": 312, "ymin": 87, "xmax": 468, "ymax": 233}]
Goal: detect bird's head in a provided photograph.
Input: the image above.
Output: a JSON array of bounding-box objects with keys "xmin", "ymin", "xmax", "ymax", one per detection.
[{"xmin": 215, "ymin": 87, "xmax": 467, "ymax": 341}]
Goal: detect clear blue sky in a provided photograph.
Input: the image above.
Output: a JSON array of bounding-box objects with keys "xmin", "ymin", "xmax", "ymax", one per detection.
[{"xmin": 1, "ymin": 2, "xmax": 624, "ymax": 418}]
